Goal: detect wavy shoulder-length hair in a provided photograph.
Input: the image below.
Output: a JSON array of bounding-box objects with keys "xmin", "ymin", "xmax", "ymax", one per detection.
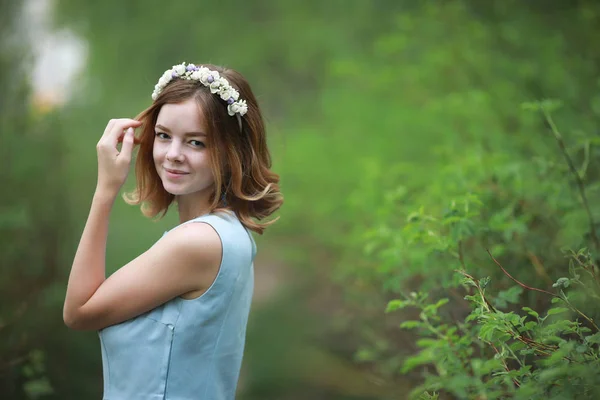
[{"xmin": 124, "ymin": 64, "xmax": 283, "ymax": 234}]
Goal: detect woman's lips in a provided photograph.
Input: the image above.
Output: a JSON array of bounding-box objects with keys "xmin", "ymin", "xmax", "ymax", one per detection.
[{"xmin": 164, "ymin": 168, "xmax": 189, "ymax": 179}]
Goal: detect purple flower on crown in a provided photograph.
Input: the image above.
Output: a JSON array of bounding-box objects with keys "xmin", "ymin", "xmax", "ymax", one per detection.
[
  {"xmin": 207, "ymin": 75, "xmax": 214, "ymax": 83},
  {"xmin": 227, "ymin": 97, "xmax": 235, "ymax": 105},
  {"xmin": 186, "ymin": 64, "xmax": 196, "ymax": 72},
  {"xmin": 171, "ymin": 71, "xmax": 178, "ymax": 78}
]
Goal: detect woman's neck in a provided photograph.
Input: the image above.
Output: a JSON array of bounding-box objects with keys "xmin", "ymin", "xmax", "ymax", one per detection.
[{"xmin": 175, "ymin": 191, "xmax": 213, "ymax": 224}]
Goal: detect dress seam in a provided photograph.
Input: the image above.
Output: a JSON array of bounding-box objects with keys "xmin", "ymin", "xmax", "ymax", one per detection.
[
  {"xmin": 202, "ymin": 269, "xmax": 241, "ymax": 399},
  {"xmin": 162, "ymin": 327, "xmax": 176, "ymax": 399},
  {"xmin": 99, "ymin": 332, "xmax": 111, "ymax": 399},
  {"xmin": 164, "ymin": 296, "xmax": 183, "ymax": 399}
]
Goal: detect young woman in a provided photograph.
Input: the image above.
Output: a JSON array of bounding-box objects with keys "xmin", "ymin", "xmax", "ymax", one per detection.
[{"xmin": 63, "ymin": 62, "xmax": 283, "ymax": 399}]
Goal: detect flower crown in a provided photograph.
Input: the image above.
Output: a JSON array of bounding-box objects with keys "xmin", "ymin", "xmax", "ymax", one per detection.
[{"xmin": 151, "ymin": 62, "xmax": 248, "ymax": 118}]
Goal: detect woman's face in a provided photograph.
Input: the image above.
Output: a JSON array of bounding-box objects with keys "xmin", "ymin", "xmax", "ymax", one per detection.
[{"xmin": 153, "ymin": 97, "xmax": 215, "ymax": 198}]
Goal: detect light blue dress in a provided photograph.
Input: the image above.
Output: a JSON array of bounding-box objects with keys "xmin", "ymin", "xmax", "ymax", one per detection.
[{"xmin": 98, "ymin": 212, "xmax": 256, "ymax": 399}]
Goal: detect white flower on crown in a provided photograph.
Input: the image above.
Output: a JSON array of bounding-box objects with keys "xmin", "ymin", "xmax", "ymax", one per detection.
[
  {"xmin": 198, "ymin": 71, "xmax": 210, "ymax": 85},
  {"xmin": 190, "ymin": 70, "xmax": 203, "ymax": 81},
  {"xmin": 173, "ymin": 64, "xmax": 186, "ymax": 76},
  {"xmin": 151, "ymin": 62, "xmax": 247, "ymax": 118},
  {"xmin": 228, "ymin": 99, "xmax": 248, "ymax": 116},
  {"xmin": 157, "ymin": 71, "xmax": 172, "ymax": 87},
  {"xmin": 195, "ymin": 66, "xmax": 209, "ymax": 81},
  {"xmin": 210, "ymin": 77, "xmax": 228, "ymax": 94},
  {"xmin": 199, "ymin": 70, "xmax": 219, "ymax": 86},
  {"xmin": 219, "ymin": 85, "xmax": 236, "ymax": 102}
]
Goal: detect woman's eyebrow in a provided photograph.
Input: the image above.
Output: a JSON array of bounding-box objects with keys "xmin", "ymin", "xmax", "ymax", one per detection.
[{"xmin": 155, "ymin": 124, "xmax": 206, "ymax": 137}]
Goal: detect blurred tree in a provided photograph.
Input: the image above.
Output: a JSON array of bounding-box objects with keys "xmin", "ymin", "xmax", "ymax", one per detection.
[{"xmin": 0, "ymin": 0, "xmax": 72, "ymax": 398}]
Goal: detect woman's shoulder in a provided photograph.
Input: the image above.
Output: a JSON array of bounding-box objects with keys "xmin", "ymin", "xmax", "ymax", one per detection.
[
  {"xmin": 162, "ymin": 221, "xmax": 222, "ymax": 257},
  {"xmin": 189, "ymin": 210, "xmax": 246, "ymax": 234},
  {"xmin": 199, "ymin": 211, "xmax": 257, "ymax": 258},
  {"xmin": 167, "ymin": 210, "xmax": 255, "ymax": 257}
]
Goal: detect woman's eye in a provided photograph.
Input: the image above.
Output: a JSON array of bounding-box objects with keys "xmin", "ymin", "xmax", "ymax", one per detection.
[
  {"xmin": 155, "ymin": 132, "xmax": 170, "ymax": 140},
  {"xmin": 190, "ymin": 140, "xmax": 205, "ymax": 148}
]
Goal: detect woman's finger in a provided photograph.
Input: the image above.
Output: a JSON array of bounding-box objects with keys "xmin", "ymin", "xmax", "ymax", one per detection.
[
  {"xmin": 118, "ymin": 128, "xmax": 135, "ymax": 161},
  {"xmin": 105, "ymin": 119, "xmax": 142, "ymax": 147},
  {"xmin": 118, "ymin": 134, "xmax": 142, "ymax": 145},
  {"xmin": 102, "ymin": 119, "xmax": 117, "ymax": 138}
]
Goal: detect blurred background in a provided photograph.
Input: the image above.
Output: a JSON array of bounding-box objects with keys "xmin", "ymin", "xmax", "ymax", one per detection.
[{"xmin": 2, "ymin": 0, "xmax": 600, "ymax": 399}]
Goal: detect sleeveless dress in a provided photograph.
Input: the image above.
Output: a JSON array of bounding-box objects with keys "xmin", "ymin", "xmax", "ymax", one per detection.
[{"xmin": 98, "ymin": 212, "xmax": 256, "ymax": 400}]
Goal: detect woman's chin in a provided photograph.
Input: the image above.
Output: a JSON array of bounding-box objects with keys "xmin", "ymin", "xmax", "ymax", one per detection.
[
  {"xmin": 161, "ymin": 183, "xmax": 185, "ymax": 196},
  {"xmin": 161, "ymin": 179, "xmax": 214, "ymax": 198}
]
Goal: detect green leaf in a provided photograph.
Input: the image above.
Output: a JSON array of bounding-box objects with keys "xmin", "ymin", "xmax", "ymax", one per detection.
[
  {"xmin": 521, "ymin": 101, "xmax": 540, "ymax": 111},
  {"xmin": 354, "ymin": 348, "xmax": 376, "ymax": 362},
  {"xmin": 400, "ymin": 320, "xmax": 422, "ymax": 329},
  {"xmin": 546, "ymin": 307, "xmax": 569, "ymax": 316},
  {"xmin": 416, "ymin": 338, "xmax": 440, "ymax": 348},
  {"xmin": 539, "ymin": 98, "xmax": 564, "ymax": 113},
  {"xmin": 552, "ymin": 277, "xmax": 570, "ymax": 289},
  {"xmin": 585, "ymin": 333, "xmax": 600, "ymax": 345},
  {"xmin": 417, "ymin": 392, "xmax": 439, "ymax": 400},
  {"xmin": 434, "ymin": 298, "xmax": 449, "ymax": 309},
  {"xmin": 524, "ymin": 321, "xmax": 537, "ymax": 330},
  {"xmin": 401, "ymin": 349, "xmax": 435, "ymax": 373},
  {"xmin": 496, "ymin": 286, "xmax": 523, "ymax": 306},
  {"xmin": 23, "ymin": 378, "xmax": 53, "ymax": 399},
  {"xmin": 386, "ymin": 299, "xmax": 408, "ymax": 313},
  {"xmin": 522, "ymin": 307, "xmax": 539, "ymax": 319},
  {"xmin": 480, "ymin": 276, "xmax": 491, "ymax": 289},
  {"xmin": 576, "ymin": 344, "xmax": 588, "ymax": 354}
]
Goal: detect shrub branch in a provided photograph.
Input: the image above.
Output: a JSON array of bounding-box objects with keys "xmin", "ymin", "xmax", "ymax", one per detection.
[
  {"xmin": 541, "ymin": 106, "xmax": 600, "ymax": 251},
  {"xmin": 486, "ymin": 249, "xmax": 600, "ymax": 333}
]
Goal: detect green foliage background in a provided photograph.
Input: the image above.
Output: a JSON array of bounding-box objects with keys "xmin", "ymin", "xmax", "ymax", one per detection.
[{"xmin": 2, "ymin": 0, "xmax": 600, "ymax": 399}]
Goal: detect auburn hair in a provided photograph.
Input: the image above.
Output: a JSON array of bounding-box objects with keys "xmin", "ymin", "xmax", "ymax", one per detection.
[{"xmin": 123, "ymin": 64, "xmax": 283, "ymax": 234}]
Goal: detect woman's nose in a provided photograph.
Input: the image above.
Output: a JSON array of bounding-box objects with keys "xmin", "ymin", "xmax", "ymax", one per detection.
[{"xmin": 166, "ymin": 142, "xmax": 184, "ymax": 162}]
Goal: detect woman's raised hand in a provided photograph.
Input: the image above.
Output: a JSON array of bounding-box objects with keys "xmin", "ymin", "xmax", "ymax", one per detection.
[{"xmin": 95, "ymin": 118, "xmax": 143, "ymax": 196}]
